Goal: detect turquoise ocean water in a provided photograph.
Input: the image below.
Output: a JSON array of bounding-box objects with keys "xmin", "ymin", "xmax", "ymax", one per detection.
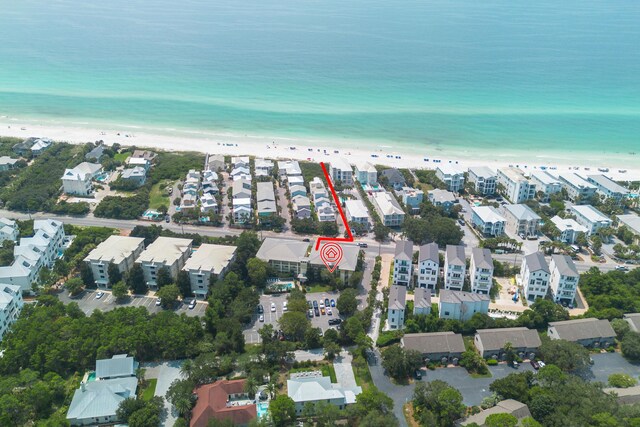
[{"xmin": 1, "ymin": 0, "xmax": 639, "ymax": 162}]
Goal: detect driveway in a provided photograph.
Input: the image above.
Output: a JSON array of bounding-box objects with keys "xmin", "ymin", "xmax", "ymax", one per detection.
[
  {"xmin": 334, "ymin": 352, "xmax": 358, "ymax": 389},
  {"xmin": 143, "ymin": 360, "xmax": 184, "ymax": 427},
  {"xmin": 584, "ymin": 352, "xmax": 640, "ymax": 384}
]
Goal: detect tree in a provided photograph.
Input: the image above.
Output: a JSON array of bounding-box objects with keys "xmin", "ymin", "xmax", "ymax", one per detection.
[
  {"xmin": 611, "ymin": 318, "xmax": 631, "ymax": 339},
  {"xmin": 269, "ymin": 395, "xmax": 296, "ymax": 427},
  {"xmin": 278, "ymin": 311, "xmax": 310, "ymax": 341},
  {"xmin": 413, "ymin": 381, "xmax": 465, "ymax": 427},
  {"xmin": 608, "ymin": 373, "xmax": 638, "ymax": 388},
  {"xmin": 373, "ymin": 223, "xmax": 390, "ymax": 241},
  {"xmin": 540, "ymin": 338, "xmax": 591, "ymax": 372},
  {"xmin": 79, "ymin": 262, "xmax": 94, "ymax": 287},
  {"xmin": 108, "ymin": 262, "xmax": 122, "ymax": 285},
  {"xmin": 622, "ymin": 332, "xmax": 640, "ymax": 361},
  {"xmin": 247, "ymin": 258, "xmax": 268, "ymax": 288},
  {"xmin": 503, "ymin": 341, "xmax": 515, "ymax": 364},
  {"xmin": 156, "ymin": 266, "xmax": 173, "ymax": 288},
  {"xmin": 127, "ymin": 263, "xmax": 147, "ymax": 294},
  {"xmin": 337, "ymin": 288, "xmax": 358, "ymax": 316},
  {"xmin": 112, "ymin": 281, "xmax": 129, "ymax": 302},
  {"xmin": 485, "ymin": 413, "xmax": 518, "ymax": 427},
  {"xmin": 176, "ymin": 271, "xmax": 193, "ymax": 298},
  {"xmin": 489, "ymin": 371, "xmax": 535, "ymax": 403},
  {"xmin": 166, "ymin": 379, "xmax": 196, "ymax": 417},
  {"xmin": 324, "ymin": 340, "xmax": 341, "ymax": 360},
  {"xmin": 157, "ymin": 284, "xmax": 180, "ymax": 309},
  {"xmin": 64, "ymin": 277, "xmax": 84, "ymax": 296},
  {"xmin": 244, "ymin": 376, "xmax": 259, "ymax": 398}
]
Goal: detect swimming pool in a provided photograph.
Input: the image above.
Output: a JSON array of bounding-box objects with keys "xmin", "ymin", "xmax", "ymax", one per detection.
[
  {"xmin": 87, "ymin": 372, "xmax": 96, "ymax": 382},
  {"xmin": 256, "ymin": 402, "xmax": 269, "ymax": 419}
]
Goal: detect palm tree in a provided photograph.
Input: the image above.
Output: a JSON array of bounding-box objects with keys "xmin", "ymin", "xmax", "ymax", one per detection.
[
  {"xmin": 180, "ymin": 360, "xmax": 194, "ymax": 380},
  {"xmin": 266, "ymin": 378, "xmax": 278, "ymax": 399},
  {"xmin": 174, "ymin": 397, "xmax": 193, "ymax": 419},
  {"xmin": 244, "ymin": 377, "xmax": 258, "ymax": 399},
  {"xmin": 503, "ymin": 341, "xmax": 515, "ymax": 364}
]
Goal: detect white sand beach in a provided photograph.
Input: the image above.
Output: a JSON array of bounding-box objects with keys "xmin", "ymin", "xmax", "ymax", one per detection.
[{"xmin": 1, "ymin": 118, "xmax": 638, "ymax": 181}]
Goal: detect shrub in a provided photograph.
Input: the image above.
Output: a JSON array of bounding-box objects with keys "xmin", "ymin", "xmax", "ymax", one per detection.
[
  {"xmin": 487, "ymin": 359, "xmax": 499, "ymax": 366},
  {"xmin": 376, "ymin": 330, "xmax": 403, "ymax": 347},
  {"xmin": 608, "ymin": 373, "xmax": 638, "ymax": 388}
]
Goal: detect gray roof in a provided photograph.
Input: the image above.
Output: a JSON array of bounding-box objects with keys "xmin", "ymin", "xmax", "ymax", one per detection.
[
  {"xmin": 402, "ymin": 332, "xmax": 465, "ymax": 355},
  {"xmin": 389, "ymin": 285, "xmax": 407, "ymax": 310},
  {"xmin": 587, "ymin": 174, "xmax": 629, "ymax": 195},
  {"xmin": 256, "ymin": 238, "xmax": 309, "ymax": 263},
  {"xmin": 618, "ymin": 215, "xmax": 640, "ymax": 235},
  {"xmin": 428, "ymin": 189, "xmax": 456, "ymax": 204},
  {"xmin": 85, "ymin": 144, "xmax": 105, "ymax": 160},
  {"xmin": 257, "ymin": 182, "xmax": 275, "ymax": 202},
  {"xmin": 503, "ymin": 204, "xmax": 541, "ymax": 221},
  {"xmin": 468, "ymin": 166, "xmax": 496, "ymax": 179},
  {"xmin": 446, "ymin": 245, "xmax": 466, "ymax": 266},
  {"xmin": 459, "ymin": 400, "xmax": 531, "ymax": 426},
  {"xmin": 604, "ymin": 386, "xmax": 640, "ymax": 405},
  {"xmin": 67, "ymin": 377, "xmax": 137, "ymax": 422},
  {"xmin": 440, "ymin": 289, "xmax": 490, "ymax": 304},
  {"xmin": 551, "ymin": 254, "xmax": 579, "ymax": 276},
  {"xmin": 471, "ymin": 247, "xmax": 493, "ymax": 270},
  {"xmin": 95, "ymin": 354, "xmax": 137, "ymax": 379},
  {"xmin": 475, "ymin": 327, "xmax": 541, "ymax": 352},
  {"xmin": 624, "ymin": 313, "xmax": 640, "ymax": 332},
  {"xmin": 381, "ymin": 168, "xmax": 406, "ymax": 185},
  {"xmin": 549, "ymin": 318, "xmax": 616, "ymax": 341},
  {"xmin": 413, "ymin": 288, "xmax": 432, "ymax": 309},
  {"xmin": 523, "ymin": 252, "xmax": 549, "ymax": 274},
  {"xmin": 395, "ymin": 240, "xmax": 413, "ymax": 261},
  {"xmin": 308, "ymin": 243, "xmax": 360, "ymax": 272},
  {"xmin": 419, "ymin": 242, "xmax": 439, "ymax": 264}
]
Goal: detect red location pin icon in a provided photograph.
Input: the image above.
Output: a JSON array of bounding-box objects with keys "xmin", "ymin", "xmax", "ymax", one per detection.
[{"xmin": 319, "ymin": 242, "xmax": 343, "ymax": 273}]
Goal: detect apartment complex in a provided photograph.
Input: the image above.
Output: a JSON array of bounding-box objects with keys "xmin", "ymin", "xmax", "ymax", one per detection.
[
  {"xmin": 439, "ymin": 290, "xmax": 490, "ymax": 322},
  {"xmin": 136, "ymin": 237, "xmax": 193, "ymax": 289},
  {"xmin": 502, "ymin": 204, "xmax": 541, "ymax": 238},
  {"xmin": 84, "ymin": 236, "xmax": 145, "ymax": 287},
  {"xmin": 0, "ymin": 284, "xmax": 23, "ymax": 342},
  {"xmin": 183, "ymin": 244, "xmax": 237, "ymax": 299},
  {"xmin": 558, "ymin": 173, "xmax": 597, "ymax": 203},
  {"xmin": 587, "ymin": 174, "xmax": 629, "ymax": 202},
  {"xmin": 529, "ymin": 171, "xmax": 562, "ymax": 201},
  {"xmin": 467, "ymin": 166, "xmax": 497, "ymax": 196},
  {"xmin": 497, "ymin": 167, "xmax": 536, "ymax": 203},
  {"xmin": 571, "ymin": 205, "xmax": 612, "ymax": 235}
]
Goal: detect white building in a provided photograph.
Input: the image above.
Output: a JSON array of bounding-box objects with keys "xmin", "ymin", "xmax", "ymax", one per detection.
[
  {"xmin": 0, "ymin": 218, "xmax": 19, "ymax": 243},
  {"xmin": 388, "ymin": 285, "xmax": 406, "ymax": 329},
  {"xmin": 345, "ymin": 199, "xmax": 370, "ymax": 229},
  {"xmin": 550, "ymin": 215, "xmax": 588, "ymax": 244},
  {"xmin": 61, "ymin": 162, "xmax": 103, "ymax": 196},
  {"xmin": 231, "ymin": 156, "xmax": 249, "ymax": 168},
  {"xmin": 444, "ymin": 245, "xmax": 466, "ymax": 291},
  {"xmin": 497, "ymin": 167, "xmax": 536, "ymax": 203},
  {"xmin": 254, "ymin": 158, "xmax": 274, "ymax": 177},
  {"xmin": 529, "ymin": 171, "xmax": 562, "ymax": 201},
  {"xmin": 558, "ymin": 173, "xmax": 597, "ymax": 203},
  {"xmin": 329, "ymin": 158, "xmax": 353, "ymax": 186},
  {"xmin": 371, "ymin": 191, "xmax": 405, "ymax": 227},
  {"xmin": 413, "ymin": 287, "xmax": 432, "ymax": 316},
  {"xmin": 570, "ymin": 205, "xmax": 612, "ymax": 235},
  {"xmin": 417, "ymin": 242, "xmax": 439, "ymax": 290},
  {"xmin": 471, "ymin": 206, "xmax": 506, "ymax": 237},
  {"xmin": 438, "ymin": 290, "xmax": 489, "ymax": 322},
  {"xmin": 182, "ymin": 244, "xmax": 237, "ymax": 299},
  {"xmin": 83, "ymin": 236, "xmax": 146, "ymax": 288},
  {"xmin": 398, "ymin": 187, "xmax": 424, "ymax": 213},
  {"xmin": 136, "ymin": 237, "xmax": 192, "ymax": 289},
  {"xmin": 0, "ymin": 284, "xmax": 23, "ymax": 342},
  {"xmin": 232, "ymin": 179, "xmax": 252, "ymax": 200},
  {"xmin": 230, "ymin": 165, "xmax": 251, "ymax": 181},
  {"xmin": 587, "ymin": 175, "xmax": 629, "ymax": 202},
  {"xmin": 200, "ymin": 193, "xmax": 218, "ymax": 214},
  {"xmin": 502, "ymin": 204, "xmax": 541, "ymax": 238},
  {"xmin": 470, "ymin": 247, "xmax": 493, "ymax": 294},
  {"xmin": 277, "ymin": 160, "xmax": 302, "ymax": 178},
  {"xmin": 287, "ymin": 372, "xmax": 361, "ymax": 416},
  {"xmin": 292, "ymin": 195, "xmax": 312, "ymax": 219},
  {"xmin": 467, "ymin": 166, "xmax": 497, "ymax": 196},
  {"xmin": 617, "ymin": 214, "xmax": 640, "ymax": 245},
  {"xmin": 549, "ymin": 254, "xmax": 579, "ymax": 305},
  {"xmin": 232, "ymin": 198, "xmax": 252, "ymax": 224},
  {"xmin": 436, "ymin": 165, "xmax": 465, "ymax": 192},
  {"xmin": 354, "ymin": 162, "xmax": 377, "ymax": 185},
  {"xmin": 393, "ymin": 241, "xmax": 413, "ymax": 286},
  {"xmin": 520, "ymin": 252, "xmax": 550, "ymax": 302},
  {"xmin": 0, "ymin": 156, "xmax": 19, "ymax": 171}
]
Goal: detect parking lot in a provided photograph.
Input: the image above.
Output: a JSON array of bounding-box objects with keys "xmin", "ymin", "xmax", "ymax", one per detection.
[
  {"xmin": 243, "ymin": 290, "xmax": 342, "ymax": 344},
  {"xmin": 58, "ymin": 289, "xmax": 207, "ymax": 317}
]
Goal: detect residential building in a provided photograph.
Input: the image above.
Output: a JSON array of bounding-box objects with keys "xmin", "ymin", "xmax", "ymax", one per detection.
[
  {"xmin": 329, "ymin": 158, "xmax": 353, "ymax": 186},
  {"xmin": 309, "ymin": 177, "xmax": 328, "ymax": 198},
  {"xmin": 571, "ymin": 204, "xmax": 612, "ymax": 235},
  {"xmin": 256, "ymin": 238, "xmax": 309, "ymax": 276},
  {"xmin": 30, "ymin": 137, "xmax": 53, "ymax": 156},
  {"xmin": 474, "ymin": 328, "xmax": 541, "ymax": 359},
  {"xmin": 529, "ymin": 171, "xmax": 562, "ymax": 201},
  {"xmin": 292, "ymin": 195, "xmax": 312, "ymax": 219},
  {"xmin": 232, "ymin": 198, "xmax": 252, "ymax": 223},
  {"xmin": 381, "ymin": 168, "xmax": 406, "ymax": 190},
  {"xmin": 413, "ymin": 287, "xmax": 432, "ymax": 316},
  {"xmin": 316, "ymin": 204, "xmax": 337, "ymax": 222},
  {"xmin": 232, "ymin": 179, "xmax": 252, "ymax": 199},
  {"xmin": 84, "ymin": 236, "xmax": 145, "ymax": 288},
  {"xmin": 277, "ymin": 160, "xmax": 302, "ymax": 177},
  {"xmin": 230, "ymin": 165, "xmax": 251, "ymax": 181},
  {"xmin": 471, "ymin": 206, "xmax": 506, "ymax": 237},
  {"xmin": 120, "ymin": 166, "xmax": 147, "ymax": 186},
  {"xmin": 520, "ymin": 252, "xmax": 550, "ymax": 302},
  {"xmin": 502, "ymin": 204, "xmax": 541, "ymax": 238},
  {"xmin": 354, "ymin": 161, "xmax": 377, "ymax": 185},
  {"xmin": 372, "ymin": 191, "xmax": 405, "ymax": 226},
  {"xmin": 549, "ymin": 254, "xmax": 579, "ymax": 305},
  {"xmin": 444, "ymin": 245, "xmax": 466, "ymax": 291},
  {"xmin": 191, "ymin": 379, "xmax": 257, "ymax": 427},
  {"xmin": 0, "ymin": 156, "xmax": 19, "ymax": 171},
  {"xmin": 254, "ymin": 158, "xmax": 274, "ymax": 177},
  {"xmin": 0, "ymin": 218, "xmax": 19, "ymax": 243},
  {"xmin": 457, "ymin": 400, "xmax": 532, "ymax": 427},
  {"xmin": 127, "ymin": 156, "xmax": 150, "ymax": 170},
  {"xmin": 624, "ymin": 313, "xmax": 640, "ymax": 333},
  {"xmin": 289, "ymin": 184, "xmax": 307, "ymax": 198},
  {"xmin": 497, "ymin": 167, "xmax": 536, "ymax": 203},
  {"xmin": 183, "ymin": 244, "xmax": 237, "ymax": 299},
  {"xmin": 393, "ymin": 240, "xmax": 413, "ymax": 286},
  {"xmin": 308, "ymin": 244, "xmax": 360, "ymax": 283},
  {"xmin": 558, "ymin": 173, "xmax": 597, "ymax": 203},
  {"xmin": 417, "ymin": 242, "xmax": 439, "ymax": 290},
  {"xmin": 427, "ymin": 189, "xmax": 456, "ymax": 212},
  {"xmin": 344, "ymin": 199, "xmax": 370, "ymax": 229},
  {"xmin": 287, "ymin": 175, "xmax": 304, "ymax": 186},
  {"xmin": 587, "ymin": 174, "xmax": 630, "ymax": 202},
  {"xmin": 436, "ymin": 164, "xmax": 465, "ymax": 192},
  {"xmin": 256, "ymin": 182, "xmax": 277, "ymax": 222},
  {"xmin": 85, "ymin": 144, "xmax": 106, "ymax": 161},
  {"xmin": 401, "ymin": 332, "xmax": 465, "ymax": 364},
  {"xmin": 205, "ymin": 154, "xmax": 226, "ymax": 172},
  {"xmin": 547, "ymin": 318, "xmax": 616, "ymax": 348},
  {"xmin": 617, "ymin": 214, "xmax": 640, "ymax": 245},
  {"xmin": 13, "ymin": 137, "xmax": 52, "ymax": 156},
  {"xmin": 136, "ymin": 237, "xmax": 192, "ymax": 288},
  {"xmin": 550, "ymin": 215, "xmax": 588, "ymax": 244},
  {"xmin": 470, "ymin": 248, "xmax": 493, "ymax": 294},
  {"xmin": 130, "ymin": 150, "xmax": 157, "ymax": 163},
  {"xmin": 287, "ymin": 372, "xmax": 362, "ymax": 416},
  {"xmin": 439, "ymin": 289, "xmax": 489, "ymax": 322},
  {"xmin": 0, "ymin": 284, "xmax": 23, "ymax": 342},
  {"xmin": 201, "ymin": 193, "xmax": 218, "ymax": 214},
  {"xmin": 96, "ymin": 354, "xmax": 138, "ymax": 380},
  {"xmin": 398, "ymin": 187, "xmax": 424, "ymax": 213},
  {"xmin": 61, "ymin": 162, "xmax": 103, "ymax": 196},
  {"xmin": 387, "ymin": 285, "xmax": 406, "ymax": 329},
  {"xmin": 467, "ymin": 166, "xmax": 497, "ymax": 195},
  {"xmin": 231, "ymin": 156, "xmax": 249, "ymax": 168},
  {"xmin": 310, "ymin": 177, "xmax": 336, "ymax": 222}
]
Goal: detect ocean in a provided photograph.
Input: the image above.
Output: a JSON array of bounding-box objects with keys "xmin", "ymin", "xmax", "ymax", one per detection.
[{"xmin": 1, "ymin": 0, "xmax": 639, "ymax": 162}]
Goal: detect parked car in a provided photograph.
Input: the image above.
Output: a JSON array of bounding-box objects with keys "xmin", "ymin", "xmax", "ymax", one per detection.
[
  {"xmin": 538, "ymin": 361, "xmax": 546, "ymax": 368},
  {"xmin": 96, "ymin": 291, "xmax": 105, "ymax": 299},
  {"xmin": 258, "ymin": 304, "xmax": 264, "ymax": 313},
  {"xmin": 283, "ymin": 301, "xmax": 288, "ymax": 312},
  {"xmin": 458, "ymin": 218, "xmax": 465, "ymax": 226},
  {"xmin": 259, "ymin": 314, "xmax": 264, "ymax": 322},
  {"xmin": 308, "ymin": 309, "xmax": 314, "ymax": 318},
  {"xmin": 188, "ymin": 300, "xmax": 196, "ymax": 309},
  {"xmin": 314, "ymin": 307, "xmax": 320, "ymax": 317},
  {"xmin": 330, "ymin": 299, "xmax": 336, "ymax": 307},
  {"xmin": 271, "ymin": 302, "xmax": 276, "ymax": 312},
  {"xmin": 414, "ymin": 369, "xmax": 422, "ymax": 380},
  {"xmin": 321, "ymin": 307, "xmax": 326, "ymax": 315},
  {"xmin": 357, "ymin": 243, "xmax": 368, "ymax": 248},
  {"xmin": 324, "ymin": 298, "xmax": 330, "ymax": 307},
  {"xmin": 155, "ymin": 298, "xmax": 162, "ymax": 306},
  {"xmin": 313, "ymin": 300, "xmax": 318, "ymax": 308},
  {"xmin": 616, "ymin": 265, "xmax": 629, "ymax": 271},
  {"xmin": 307, "ymin": 300, "xmax": 313, "ymax": 309},
  {"xmin": 303, "ymin": 238, "xmax": 310, "ymax": 242},
  {"xmin": 328, "ymin": 318, "xmax": 342, "ymax": 325},
  {"xmin": 530, "ymin": 360, "xmax": 540, "ymax": 370},
  {"xmin": 512, "ymin": 361, "xmax": 519, "ymax": 369},
  {"xmin": 327, "ymin": 308, "xmax": 333, "ymax": 316}
]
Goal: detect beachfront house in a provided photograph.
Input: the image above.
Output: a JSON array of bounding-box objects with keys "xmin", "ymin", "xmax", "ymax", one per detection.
[
  {"xmin": 329, "ymin": 158, "xmax": 353, "ymax": 186},
  {"xmin": 393, "ymin": 240, "xmax": 413, "ymax": 286},
  {"xmin": 417, "ymin": 242, "xmax": 439, "ymax": 290},
  {"xmin": 413, "ymin": 287, "xmax": 432, "ymax": 316},
  {"xmin": 474, "ymin": 327, "xmax": 541, "ymax": 360},
  {"xmin": 345, "ymin": 199, "xmax": 371, "ymax": 229},
  {"xmin": 520, "ymin": 252, "xmax": 550, "ymax": 302},
  {"xmin": 183, "ymin": 244, "xmax": 237, "ymax": 299},
  {"xmin": 191, "ymin": 380, "xmax": 257, "ymax": 427},
  {"xmin": 387, "ymin": 285, "xmax": 406, "ymax": 329},
  {"xmin": 570, "ymin": 204, "xmax": 612, "ymax": 235},
  {"xmin": 256, "ymin": 238, "xmax": 309, "ymax": 276},
  {"xmin": 255, "ymin": 158, "xmax": 274, "ymax": 177},
  {"xmin": 427, "ymin": 189, "xmax": 456, "ymax": 212},
  {"xmin": 0, "ymin": 284, "xmax": 23, "ymax": 342},
  {"xmin": 136, "ymin": 237, "xmax": 192, "ymax": 289},
  {"xmin": 617, "ymin": 214, "xmax": 640, "ymax": 245},
  {"xmin": 467, "ymin": 166, "xmax": 497, "ymax": 196},
  {"xmin": 558, "ymin": 173, "xmax": 597, "ymax": 203},
  {"xmin": 444, "ymin": 245, "xmax": 466, "ymax": 291},
  {"xmin": 61, "ymin": 162, "xmax": 103, "ymax": 196},
  {"xmin": 0, "ymin": 218, "xmax": 19, "ymax": 243},
  {"xmin": 256, "ymin": 182, "xmax": 277, "ymax": 223},
  {"xmin": 205, "ymin": 154, "xmax": 225, "ymax": 172},
  {"xmin": 120, "ymin": 166, "xmax": 147, "ymax": 187},
  {"xmin": 497, "ymin": 167, "xmax": 536, "ymax": 203},
  {"xmin": 471, "ymin": 206, "xmax": 505, "ymax": 237},
  {"xmin": 548, "ymin": 318, "xmax": 615, "ymax": 348},
  {"xmin": 502, "ymin": 204, "xmax": 541, "ymax": 238},
  {"xmin": 381, "ymin": 168, "xmax": 406, "ymax": 190},
  {"xmin": 549, "ymin": 254, "xmax": 579, "ymax": 306},
  {"xmin": 13, "ymin": 137, "xmax": 52, "ymax": 157},
  {"xmin": 372, "ymin": 191, "xmax": 405, "ymax": 227},
  {"xmin": 402, "ymin": 332, "xmax": 465, "ymax": 364},
  {"xmin": 529, "ymin": 171, "xmax": 563, "ymax": 202},
  {"xmin": 439, "ymin": 289, "xmax": 490, "ymax": 322},
  {"xmin": 550, "ymin": 215, "xmax": 588, "ymax": 244},
  {"xmin": 398, "ymin": 186, "xmax": 424, "ymax": 213},
  {"xmin": 277, "ymin": 160, "xmax": 302, "ymax": 178},
  {"xmin": 587, "ymin": 174, "xmax": 630, "ymax": 202},
  {"xmin": 354, "ymin": 161, "xmax": 377, "ymax": 185},
  {"xmin": 0, "ymin": 156, "xmax": 19, "ymax": 171},
  {"xmin": 470, "ymin": 247, "xmax": 493, "ymax": 294},
  {"xmin": 436, "ymin": 165, "xmax": 465, "ymax": 192},
  {"xmin": 230, "ymin": 165, "xmax": 251, "ymax": 181},
  {"xmin": 288, "ymin": 372, "xmax": 361, "ymax": 416},
  {"xmin": 83, "ymin": 236, "xmax": 145, "ymax": 288}
]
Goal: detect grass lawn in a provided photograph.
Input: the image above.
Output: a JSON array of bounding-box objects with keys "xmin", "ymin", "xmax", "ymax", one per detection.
[
  {"xmin": 114, "ymin": 152, "xmax": 131, "ymax": 162},
  {"xmin": 149, "ymin": 181, "xmax": 171, "ymax": 210},
  {"xmin": 321, "ymin": 364, "xmax": 337, "ymax": 383},
  {"xmin": 305, "ymin": 284, "xmax": 332, "ymax": 293},
  {"xmin": 470, "ymin": 372, "xmax": 492, "ymax": 379},
  {"xmin": 141, "ymin": 378, "xmax": 157, "ymax": 401},
  {"xmin": 352, "ymin": 354, "xmax": 373, "ymax": 390}
]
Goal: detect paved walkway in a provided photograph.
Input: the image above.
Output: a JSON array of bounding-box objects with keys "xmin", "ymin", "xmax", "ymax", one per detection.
[
  {"xmin": 294, "ymin": 349, "xmax": 325, "ymax": 362},
  {"xmin": 334, "ymin": 352, "xmax": 357, "ymax": 389},
  {"xmin": 143, "ymin": 360, "xmax": 184, "ymax": 427}
]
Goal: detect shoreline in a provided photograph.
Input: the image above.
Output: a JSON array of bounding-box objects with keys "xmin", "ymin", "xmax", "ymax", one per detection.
[{"xmin": 1, "ymin": 117, "xmax": 639, "ymax": 181}]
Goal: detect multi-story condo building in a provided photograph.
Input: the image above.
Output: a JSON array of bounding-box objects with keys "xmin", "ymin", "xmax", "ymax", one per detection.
[
  {"xmin": 398, "ymin": 187, "xmax": 424, "ymax": 213},
  {"xmin": 393, "ymin": 240, "xmax": 413, "ymax": 286},
  {"xmin": 520, "ymin": 252, "xmax": 550, "ymax": 302},
  {"xmin": 558, "ymin": 173, "xmax": 597, "ymax": 203},
  {"xmin": 354, "ymin": 162, "xmax": 377, "ymax": 185},
  {"xmin": 436, "ymin": 165, "xmax": 465, "ymax": 192},
  {"xmin": 371, "ymin": 191, "xmax": 405, "ymax": 227},
  {"xmin": 550, "ymin": 215, "xmax": 588, "ymax": 244},
  {"xmin": 502, "ymin": 204, "xmax": 541, "ymax": 238},
  {"xmin": 471, "ymin": 206, "xmax": 505, "ymax": 237},
  {"xmin": 329, "ymin": 158, "xmax": 353, "ymax": 186},
  {"xmin": 444, "ymin": 245, "xmax": 466, "ymax": 291},
  {"xmin": 417, "ymin": 242, "xmax": 439, "ymax": 290},
  {"xmin": 529, "ymin": 171, "xmax": 563, "ymax": 202},
  {"xmin": 470, "ymin": 248, "xmax": 493, "ymax": 294},
  {"xmin": 586, "ymin": 174, "xmax": 630, "ymax": 202},
  {"xmin": 617, "ymin": 215, "xmax": 640, "ymax": 245},
  {"xmin": 255, "ymin": 238, "xmax": 310, "ymax": 275},
  {"xmin": 387, "ymin": 285, "xmax": 406, "ymax": 329},
  {"xmin": 345, "ymin": 200, "xmax": 371, "ymax": 229},
  {"xmin": 497, "ymin": 167, "xmax": 536, "ymax": 203},
  {"xmin": 467, "ymin": 166, "xmax": 497, "ymax": 195},
  {"xmin": 0, "ymin": 284, "xmax": 23, "ymax": 342},
  {"xmin": 136, "ymin": 237, "xmax": 193, "ymax": 289},
  {"xmin": 0, "ymin": 218, "xmax": 18, "ymax": 243},
  {"xmin": 438, "ymin": 290, "xmax": 489, "ymax": 322},
  {"xmin": 62, "ymin": 162, "xmax": 103, "ymax": 196},
  {"xmin": 549, "ymin": 254, "xmax": 579, "ymax": 305},
  {"xmin": 570, "ymin": 205, "xmax": 612, "ymax": 236},
  {"xmin": 84, "ymin": 236, "xmax": 145, "ymax": 288},
  {"xmin": 183, "ymin": 244, "xmax": 237, "ymax": 300}
]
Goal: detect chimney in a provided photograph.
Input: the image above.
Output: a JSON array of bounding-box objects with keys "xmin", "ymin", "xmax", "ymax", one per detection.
[{"xmin": 81, "ymin": 382, "xmax": 86, "ymax": 392}]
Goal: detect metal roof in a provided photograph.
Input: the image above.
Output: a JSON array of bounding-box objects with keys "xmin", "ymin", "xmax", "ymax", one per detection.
[{"xmin": 95, "ymin": 354, "xmax": 137, "ymax": 379}]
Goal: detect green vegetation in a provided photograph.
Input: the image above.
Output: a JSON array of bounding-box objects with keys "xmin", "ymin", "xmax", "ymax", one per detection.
[
  {"xmin": 141, "ymin": 378, "xmax": 158, "ymax": 401},
  {"xmin": 381, "ymin": 345, "xmax": 423, "ymax": 381},
  {"xmin": 402, "ymin": 215, "xmax": 462, "ymax": 246},
  {"xmin": 113, "ymin": 151, "xmax": 131, "ymax": 162},
  {"xmin": 415, "ymin": 169, "xmax": 447, "ymax": 190},
  {"xmin": 321, "ymin": 364, "xmax": 337, "ymax": 383},
  {"xmin": 299, "ymin": 161, "xmax": 324, "ymax": 185},
  {"xmin": 95, "ymin": 186, "xmax": 150, "ymax": 219},
  {"xmin": 608, "ymin": 373, "xmax": 638, "ymax": 388},
  {"xmin": 579, "ymin": 267, "xmax": 640, "ymax": 319},
  {"xmin": 149, "ymin": 180, "xmax": 172, "ymax": 210},
  {"xmin": 412, "ymin": 380, "xmax": 465, "ymax": 427}
]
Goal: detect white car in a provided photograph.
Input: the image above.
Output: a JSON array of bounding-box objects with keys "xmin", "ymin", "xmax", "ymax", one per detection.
[
  {"xmin": 538, "ymin": 361, "xmax": 546, "ymax": 368},
  {"xmin": 259, "ymin": 314, "xmax": 264, "ymax": 322},
  {"xmin": 155, "ymin": 298, "xmax": 162, "ymax": 306},
  {"xmin": 327, "ymin": 308, "xmax": 333, "ymax": 316},
  {"xmin": 95, "ymin": 291, "xmax": 105, "ymax": 299},
  {"xmin": 188, "ymin": 300, "xmax": 196, "ymax": 309},
  {"xmin": 271, "ymin": 302, "xmax": 276, "ymax": 312},
  {"xmin": 283, "ymin": 302, "xmax": 288, "ymax": 312}
]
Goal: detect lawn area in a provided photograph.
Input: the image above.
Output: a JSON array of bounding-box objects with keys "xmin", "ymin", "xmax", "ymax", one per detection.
[
  {"xmin": 352, "ymin": 353, "xmax": 373, "ymax": 390},
  {"xmin": 114, "ymin": 152, "xmax": 131, "ymax": 162},
  {"xmin": 305, "ymin": 283, "xmax": 332, "ymax": 293},
  {"xmin": 321, "ymin": 364, "xmax": 337, "ymax": 383},
  {"xmin": 149, "ymin": 181, "xmax": 172, "ymax": 210},
  {"xmin": 141, "ymin": 378, "xmax": 157, "ymax": 401}
]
